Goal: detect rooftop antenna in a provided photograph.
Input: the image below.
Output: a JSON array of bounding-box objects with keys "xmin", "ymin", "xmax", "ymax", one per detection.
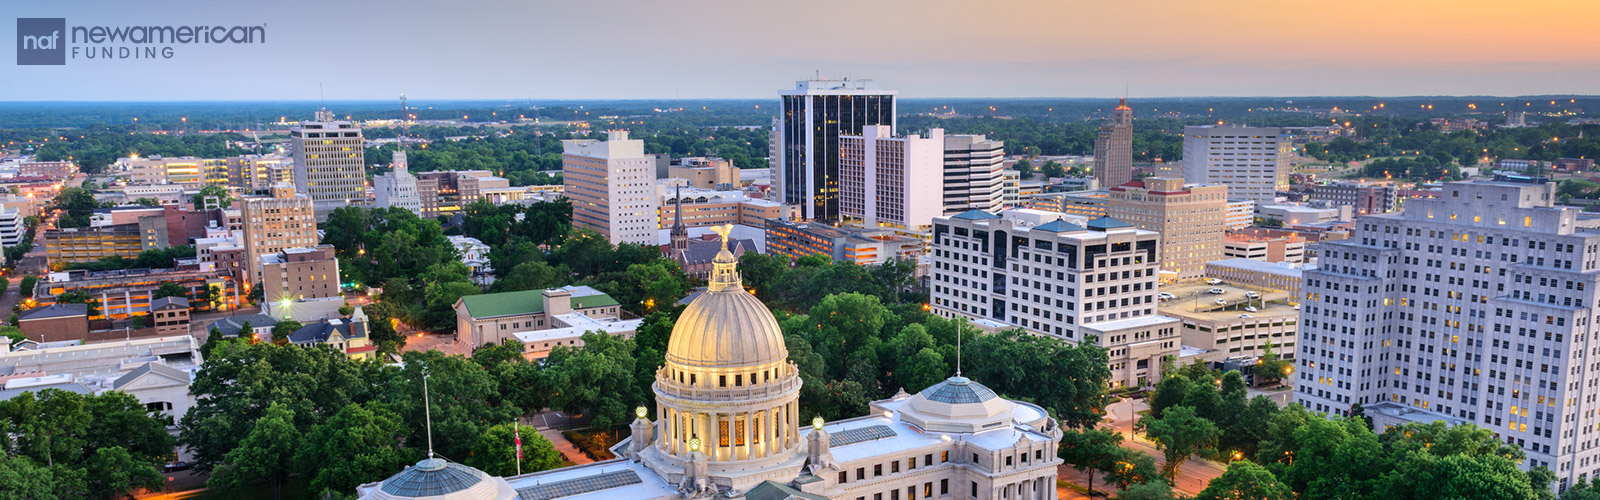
[
  {"xmin": 423, "ymin": 367, "xmax": 435, "ymax": 459},
  {"xmin": 400, "ymin": 93, "xmax": 409, "ymax": 148}
]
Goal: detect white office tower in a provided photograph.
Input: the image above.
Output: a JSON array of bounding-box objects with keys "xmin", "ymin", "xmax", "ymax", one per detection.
[
  {"xmin": 838, "ymin": 125, "xmax": 944, "ymax": 236},
  {"xmin": 373, "ymin": 150, "xmax": 422, "ymax": 217},
  {"xmin": 776, "ymin": 79, "xmax": 897, "ymax": 221},
  {"xmin": 563, "ymin": 130, "xmax": 659, "ymax": 245},
  {"xmin": 1296, "ymin": 176, "xmax": 1600, "ymax": 488},
  {"xmin": 1181, "ymin": 125, "xmax": 1289, "ymax": 205},
  {"xmin": 291, "ymin": 109, "xmax": 367, "ymax": 217},
  {"xmin": 930, "ymin": 211, "xmax": 1179, "ymax": 388},
  {"xmin": 943, "ymin": 134, "xmax": 1006, "ymax": 214}
]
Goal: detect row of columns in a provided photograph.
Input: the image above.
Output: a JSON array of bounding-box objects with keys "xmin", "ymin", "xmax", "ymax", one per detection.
[
  {"xmin": 659, "ymin": 400, "xmax": 799, "ymax": 461},
  {"xmin": 993, "ymin": 476, "xmax": 1053, "ymax": 500}
]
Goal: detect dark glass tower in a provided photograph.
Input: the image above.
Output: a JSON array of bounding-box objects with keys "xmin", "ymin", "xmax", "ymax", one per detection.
[{"xmin": 777, "ymin": 80, "xmax": 896, "ymax": 221}]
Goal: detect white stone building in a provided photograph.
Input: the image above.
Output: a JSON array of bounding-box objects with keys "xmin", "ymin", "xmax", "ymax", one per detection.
[
  {"xmin": 943, "ymin": 134, "xmax": 1006, "ymax": 215},
  {"xmin": 1181, "ymin": 125, "xmax": 1290, "ymax": 205},
  {"xmin": 374, "ymin": 150, "xmax": 423, "ymax": 217},
  {"xmin": 564, "ymin": 131, "xmax": 660, "ymax": 246},
  {"xmin": 929, "ymin": 210, "xmax": 1180, "ymax": 388},
  {"xmin": 840, "ymin": 125, "xmax": 945, "ymax": 237},
  {"xmin": 359, "ymin": 237, "xmax": 1063, "ymax": 500},
  {"xmin": 1296, "ymin": 176, "xmax": 1600, "ymax": 489}
]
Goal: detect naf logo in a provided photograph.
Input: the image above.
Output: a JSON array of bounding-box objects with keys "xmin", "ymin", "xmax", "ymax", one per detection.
[{"xmin": 16, "ymin": 18, "xmax": 66, "ymax": 65}]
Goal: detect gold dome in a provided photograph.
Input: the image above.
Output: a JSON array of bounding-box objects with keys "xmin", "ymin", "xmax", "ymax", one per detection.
[{"xmin": 665, "ymin": 230, "xmax": 788, "ymax": 370}]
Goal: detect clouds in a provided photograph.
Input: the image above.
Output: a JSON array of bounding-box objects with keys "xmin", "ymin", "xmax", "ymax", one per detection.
[{"xmin": 3, "ymin": 0, "xmax": 1597, "ymax": 100}]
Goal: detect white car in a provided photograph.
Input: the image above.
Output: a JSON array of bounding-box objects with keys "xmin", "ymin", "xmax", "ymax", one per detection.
[
  {"xmin": 1158, "ymin": 292, "xmax": 1176, "ymax": 300},
  {"xmin": 1238, "ymin": 314, "xmax": 1253, "ymax": 318},
  {"xmin": 1214, "ymin": 299, "xmax": 1227, "ymax": 305},
  {"xmin": 1245, "ymin": 306, "xmax": 1258, "ymax": 312},
  {"xmin": 1244, "ymin": 291, "xmax": 1260, "ymax": 300},
  {"xmin": 1206, "ymin": 279, "xmax": 1223, "ymax": 285},
  {"xmin": 1208, "ymin": 288, "xmax": 1225, "ymax": 294}
]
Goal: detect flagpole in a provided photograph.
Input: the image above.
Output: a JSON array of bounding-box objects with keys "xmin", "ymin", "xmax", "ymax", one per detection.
[{"xmin": 514, "ymin": 418, "xmax": 522, "ymax": 476}]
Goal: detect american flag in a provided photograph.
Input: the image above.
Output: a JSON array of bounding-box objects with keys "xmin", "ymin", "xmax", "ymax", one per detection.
[{"xmin": 515, "ymin": 424, "xmax": 523, "ymax": 460}]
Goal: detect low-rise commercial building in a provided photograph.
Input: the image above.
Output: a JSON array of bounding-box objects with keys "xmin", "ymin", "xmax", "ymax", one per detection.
[
  {"xmin": 667, "ymin": 157, "xmax": 737, "ymax": 190},
  {"xmin": 34, "ymin": 267, "xmax": 240, "ymax": 320},
  {"xmin": 1313, "ymin": 181, "xmax": 1398, "ymax": 215},
  {"xmin": 658, "ymin": 186, "xmax": 789, "ymax": 229},
  {"xmin": 17, "ymin": 303, "xmax": 89, "ymax": 343},
  {"xmin": 453, "ymin": 286, "xmax": 624, "ymax": 348},
  {"xmin": 150, "ymin": 297, "xmax": 191, "ymax": 337},
  {"xmin": 19, "ymin": 161, "xmax": 76, "ymax": 181},
  {"xmin": 258, "ymin": 245, "xmax": 340, "ymax": 304},
  {"xmin": 1222, "ymin": 232, "xmax": 1305, "ymax": 263},
  {"xmin": 1226, "ymin": 199, "xmax": 1255, "ymax": 230},
  {"xmin": 764, "ymin": 218, "xmax": 924, "ymax": 266},
  {"xmin": 1202, "ymin": 258, "xmax": 1309, "ymax": 303},
  {"xmin": 1021, "ymin": 189, "xmax": 1109, "ymax": 218},
  {"xmin": 1257, "ymin": 203, "xmax": 1351, "ymax": 225},
  {"xmin": 1158, "ymin": 281, "xmax": 1298, "ymax": 363}
]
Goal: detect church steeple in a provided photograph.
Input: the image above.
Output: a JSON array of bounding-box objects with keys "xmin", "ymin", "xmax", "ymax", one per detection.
[{"xmin": 670, "ymin": 184, "xmax": 690, "ymax": 253}]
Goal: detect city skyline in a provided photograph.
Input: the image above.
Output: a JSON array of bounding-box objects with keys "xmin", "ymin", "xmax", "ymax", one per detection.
[{"xmin": 4, "ymin": 0, "xmax": 1598, "ymax": 101}]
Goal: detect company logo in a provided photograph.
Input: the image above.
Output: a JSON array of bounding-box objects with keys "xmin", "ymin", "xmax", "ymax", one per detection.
[
  {"xmin": 17, "ymin": 18, "xmax": 66, "ymax": 65},
  {"xmin": 15, "ymin": 17, "xmax": 265, "ymax": 65}
]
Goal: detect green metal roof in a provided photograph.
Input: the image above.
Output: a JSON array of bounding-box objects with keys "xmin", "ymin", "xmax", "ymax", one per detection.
[{"xmin": 459, "ymin": 288, "xmax": 620, "ymax": 319}]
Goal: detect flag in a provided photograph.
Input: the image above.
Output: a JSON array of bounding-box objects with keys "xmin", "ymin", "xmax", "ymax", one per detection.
[{"xmin": 515, "ymin": 424, "xmax": 523, "ymax": 460}]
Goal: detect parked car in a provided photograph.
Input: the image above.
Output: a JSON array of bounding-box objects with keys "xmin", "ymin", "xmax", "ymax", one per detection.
[
  {"xmin": 1238, "ymin": 314, "xmax": 1253, "ymax": 318},
  {"xmin": 163, "ymin": 461, "xmax": 192, "ymax": 472},
  {"xmin": 1158, "ymin": 292, "xmax": 1176, "ymax": 300},
  {"xmin": 1206, "ymin": 279, "xmax": 1223, "ymax": 285},
  {"xmin": 1214, "ymin": 299, "xmax": 1227, "ymax": 305},
  {"xmin": 1208, "ymin": 288, "xmax": 1225, "ymax": 294},
  {"xmin": 1245, "ymin": 306, "xmax": 1258, "ymax": 312},
  {"xmin": 1244, "ymin": 291, "xmax": 1260, "ymax": 299}
]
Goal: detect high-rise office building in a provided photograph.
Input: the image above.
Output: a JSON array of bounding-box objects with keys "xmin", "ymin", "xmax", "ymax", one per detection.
[
  {"xmin": 1107, "ymin": 178, "xmax": 1228, "ymax": 280},
  {"xmin": 1296, "ymin": 176, "xmax": 1600, "ymax": 487},
  {"xmin": 776, "ymin": 79, "xmax": 897, "ymax": 221},
  {"xmin": 374, "ymin": 150, "xmax": 422, "ymax": 217},
  {"xmin": 942, "ymin": 134, "xmax": 1006, "ymax": 214},
  {"xmin": 241, "ymin": 184, "xmax": 319, "ymax": 283},
  {"xmin": 563, "ymin": 130, "xmax": 659, "ymax": 245},
  {"xmin": 291, "ymin": 110, "xmax": 366, "ymax": 217},
  {"xmin": 1094, "ymin": 98, "xmax": 1134, "ymax": 189},
  {"xmin": 839, "ymin": 125, "xmax": 944, "ymax": 235},
  {"xmin": 1181, "ymin": 125, "xmax": 1289, "ymax": 205},
  {"xmin": 930, "ymin": 211, "xmax": 1179, "ymax": 388}
]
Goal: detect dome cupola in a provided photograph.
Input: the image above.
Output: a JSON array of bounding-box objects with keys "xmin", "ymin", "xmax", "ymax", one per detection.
[{"xmin": 898, "ymin": 376, "xmax": 1018, "ymax": 433}]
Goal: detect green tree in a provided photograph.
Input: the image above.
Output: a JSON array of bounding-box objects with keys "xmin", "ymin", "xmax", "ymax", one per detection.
[
  {"xmin": 543, "ymin": 332, "xmax": 639, "ymax": 430},
  {"xmin": 85, "ymin": 446, "xmax": 164, "ymax": 500},
  {"xmin": 1563, "ymin": 478, "xmax": 1600, "ymax": 500},
  {"xmin": 1114, "ymin": 480, "xmax": 1176, "ymax": 500},
  {"xmin": 1015, "ymin": 159, "xmax": 1034, "ymax": 180},
  {"xmin": 208, "ymin": 403, "xmax": 299, "ymax": 500},
  {"xmin": 737, "ymin": 252, "xmax": 790, "ymax": 300},
  {"xmin": 294, "ymin": 402, "xmax": 415, "ymax": 497},
  {"xmin": 464, "ymin": 423, "xmax": 562, "ymax": 477},
  {"xmin": 1059, "ymin": 427, "xmax": 1124, "ymax": 498},
  {"xmin": 1137, "ymin": 405, "xmax": 1220, "ymax": 481},
  {"xmin": 0, "ymin": 454, "xmax": 80, "ymax": 500},
  {"xmin": 492, "ymin": 260, "xmax": 569, "ymax": 293},
  {"xmin": 20, "ymin": 275, "xmax": 38, "ymax": 298},
  {"xmin": 0, "ymin": 325, "xmax": 25, "ymax": 345},
  {"xmin": 1148, "ymin": 375, "xmax": 1193, "ymax": 419},
  {"xmin": 1196, "ymin": 460, "xmax": 1293, "ymax": 500},
  {"xmin": 1104, "ymin": 447, "xmax": 1161, "ymax": 491},
  {"xmin": 1223, "ymin": 396, "xmax": 1279, "ymax": 461},
  {"xmin": 385, "ymin": 351, "xmax": 521, "ymax": 463},
  {"xmin": 269, "ymin": 320, "xmax": 303, "ymax": 346},
  {"xmin": 1252, "ymin": 341, "xmax": 1290, "ymax": 386},
  {"xmin": 191, "ymin": 185, "xmax": 232, "ymax": 209}
]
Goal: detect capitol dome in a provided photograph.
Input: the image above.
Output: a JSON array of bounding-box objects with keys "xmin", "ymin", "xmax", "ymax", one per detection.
[
  {"xmin": 898, "ymin": 376, "xmax": 1018, "ymax": 433},
  {"xmin": 648, "ymin": 228, "xmax": 805, "ymax": 472},
  {"xmin": 664, "ymin": 244, "xmax": 787, "ymax": 370},
  {"xmin": 363, "ymin": 458, "xmax": 516, "ymax": 500}
]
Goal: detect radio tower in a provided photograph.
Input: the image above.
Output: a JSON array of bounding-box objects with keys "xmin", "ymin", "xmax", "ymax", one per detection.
[{"xmin": 399, "ymin": 93, "xmax": 410, "ymax": 148}]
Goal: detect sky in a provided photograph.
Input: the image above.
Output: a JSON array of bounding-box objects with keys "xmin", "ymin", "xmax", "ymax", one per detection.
[{"xmin": 4, "ymin": 0, "xmax": 1598, "ymax": 101}]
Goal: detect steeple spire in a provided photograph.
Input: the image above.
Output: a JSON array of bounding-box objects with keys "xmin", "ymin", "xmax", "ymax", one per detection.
[{"xmin": 670, "ymin": 184, "xmax": 689, "ymax": 253}]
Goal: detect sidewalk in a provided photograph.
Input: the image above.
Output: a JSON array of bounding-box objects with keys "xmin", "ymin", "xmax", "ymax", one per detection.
[{"xmin": 539, "ymin": 427, "xmax": 594, "ymax": 465}]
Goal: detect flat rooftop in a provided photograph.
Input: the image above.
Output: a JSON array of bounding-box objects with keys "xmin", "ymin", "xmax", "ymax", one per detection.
[{"xmin": 1158, "ymin": 279, "xmax": 1297, "ymax": 318}]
